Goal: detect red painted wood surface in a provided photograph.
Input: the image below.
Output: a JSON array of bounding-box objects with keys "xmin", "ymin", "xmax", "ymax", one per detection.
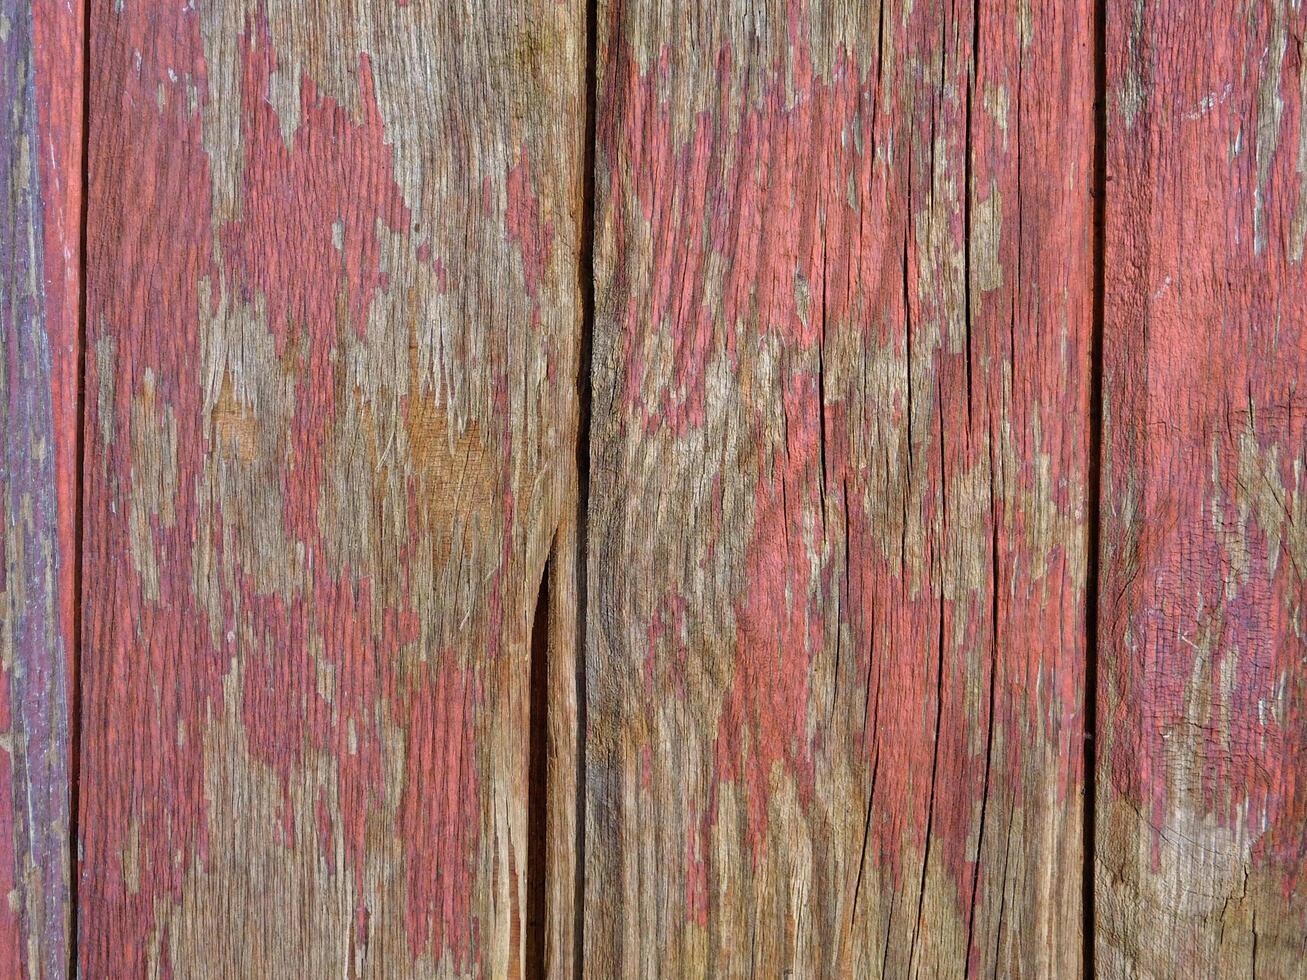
[
  {"xmin": 1099, "ymin": 1, "xmax": 1307, "ymax": 975},
  {"xmin": 0, "ymin": 0, "xmax": 81, "ymax": 975},
  {"xmin": 585, "ymin": 0, "xmax": 1093, "ymax": 974},
  {"xmin": 79, "ymin": 1, "xmax": 583, "ymax": 974}
]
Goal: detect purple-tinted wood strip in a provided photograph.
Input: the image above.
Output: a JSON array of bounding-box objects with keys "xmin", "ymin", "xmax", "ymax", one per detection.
[{"xmin": 0, "ymin": 0, "xmax": 78, "ymax": 975}]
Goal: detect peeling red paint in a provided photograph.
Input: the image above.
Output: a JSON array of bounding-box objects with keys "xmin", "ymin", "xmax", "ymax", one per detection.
[
  {"xmin": 715, "ymin": 370, "xmax": 823, "ymax": 865},
  {"xmin": 222, "ymin": 26, "xmax": 410, "ymax": 542},
  {"xmin": 506, "ymin": 150, "xmax": 554, "ymax": 305},
  {"xmin": 80, "ymin": 4, "xmax": 217, "ymax": 966},
  {"xmin": 399, "ymin": 660, "xmax": 481, "ymax": 966}
]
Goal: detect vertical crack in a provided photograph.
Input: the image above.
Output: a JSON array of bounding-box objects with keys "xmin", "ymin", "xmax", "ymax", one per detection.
[
  {"xmin": 817, "ymin": 237, "xmax": 829, "ymax": 524},
  {"xmin": 968, "ymin": 369, "xmax": 1000, "ymax": 971},
  {"xmin": 1085, "ymin": 0, "xmax": 1108, "ymax": 974},
  {"xmin": 572, "ymin": 0, "xmax": 599, "ymax": 974},
  {"xmin": 71, "ymin": 0, "xmax": 91, "ymax": 973},
  {"xmin": 909, "ymin": 590, "xmax": 948, "ymax": 975},
  {"xmin": 526, "ymin": 554, "xmax": 552, "ymax": 980}
]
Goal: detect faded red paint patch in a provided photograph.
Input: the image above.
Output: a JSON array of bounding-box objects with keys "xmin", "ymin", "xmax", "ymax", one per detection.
[
  {"xmin": 608, "ymin": 41, "xmax": 893, "ymax": 437},
  {"xmin": 399, "ymin": 660, "xmax": 481, "ymax": 966},
  {"xmin": 221, "ymin": 24, "xmax": 410, "ymax": 542},
  {"xmin": 644, "ymin": 593, "xmax": 687, "ymax": 699},
  {"xmin": 714, "ymin": 370, "xmax": 823, "ymax": 865},
  {"xmin": 505, "ymin": 150, "xmax": 554, "ymax": 305},
  {"xmin": 80, "ymin": 1, "xmax": 217, "ymax": 971}
]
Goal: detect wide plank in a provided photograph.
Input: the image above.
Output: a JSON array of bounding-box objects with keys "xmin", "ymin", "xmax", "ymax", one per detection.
[
  {"xmin": 585, "ymin": 0, "xmax": 1094, "ymax": 975},
  {"xmin": 80, "ymin": 2, "xmax": 583, "ymax": 975},
  {"xmin": 1098, "ymin": 1, "xmax": 1307, "ymax": 975},
  {"xmin": 0, "ymin": 0, "xmax": 81, "ymax": 975}
]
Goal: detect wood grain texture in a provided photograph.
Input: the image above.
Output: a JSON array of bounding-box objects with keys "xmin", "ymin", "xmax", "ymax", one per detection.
[
  {"xmin": 1099, "ymin": 1, "xmax": 1307, "ymax": 976},
  {"xmin": 80, "ymin": 1, "xmax": 583, "ymax": 975},
  {"xmin": 584, "ymin": 0, "xmax": 1093, "ymax": 975},
  {"xmin": 0, "ymin": 0, "xmax": 80, "ymax": 974}
]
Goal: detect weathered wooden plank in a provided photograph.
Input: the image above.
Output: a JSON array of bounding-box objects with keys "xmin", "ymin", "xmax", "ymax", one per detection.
[
  {"xmin": 1099, "ymin": 1, "xmax": 1307, "ymax": 975},
  {"xmin": 0, "ymin": 0, "xmax": 81, "ymax": 974},
  {"xmin": 544, "ymin": 513, "xmax": 581, "ymax": 976},
  {"xmin": 585, "ymin": 0, "xmax": 1093, "ymax": 975},
  {"xmin": 80, "ymin": 2, "xmax": 583, "ymax": 975}
]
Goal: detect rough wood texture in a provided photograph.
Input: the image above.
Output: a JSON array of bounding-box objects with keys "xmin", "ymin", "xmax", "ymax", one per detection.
[
  {"xmin": 0, "ymin": 0, "xmax": 80, "ymax": 974},
  {"xmin": 585, "ymin": 0, "xmax": 1094, "ymax": 975},
  {"xmin": 1099, "ymin": 1, "xmax": 1307, "ymax": 976},
  {"xmin": 80, "ymin": 1, "xmax": 583, "ymax": 975}
]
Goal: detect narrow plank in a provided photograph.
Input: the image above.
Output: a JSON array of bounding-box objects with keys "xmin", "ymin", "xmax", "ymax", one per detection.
[
  {"xmin": 0, "ymin": 0, "xmax": 81, "ymax": 974},
  {"xmin": 585, "ymin": 0, "xmax": 1093, "ymax": 975},
  {"xmin": 80, "ymin": 2, "xmax": 583, "ymax": 975},
  {"xmin": 1099, "ymin": 1, "xmax": 1307, "ymax": 975}
]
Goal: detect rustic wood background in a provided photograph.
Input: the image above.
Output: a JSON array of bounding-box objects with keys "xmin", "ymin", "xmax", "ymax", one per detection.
[{"xmin": 1, "ymin": 0, "xmax": 1304, "ymax": 977}]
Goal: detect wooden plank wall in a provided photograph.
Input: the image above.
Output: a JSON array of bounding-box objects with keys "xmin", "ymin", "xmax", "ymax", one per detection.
[
  {"xmin": 0, "ymin": 0, "xmax": 81, "ymax": 975},
  {"xmin": 586, "ymin": 0, "xmax": 1092, "ymax": 975},
  {"xmin": 1099, "ymin": 0, "xmax": 1307, "ymax": 975},
  {"xmin": 1, "ymin": 0, "xmax": 1305, "ymax": 977}
]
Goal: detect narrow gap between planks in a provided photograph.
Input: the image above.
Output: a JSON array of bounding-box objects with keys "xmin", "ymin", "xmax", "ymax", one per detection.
[
  {"xmin": 71, "ymin": 0, "xmax": 92, "ymax": 975},
  {"xmin": 570, "ymin": 0, "xmax": 598, "ymax": 973},
  {"xmin": 525, "ymin": 0, "xmax": 599, "ymax": 976},
  {"xmin": 527, "ymin": 556, "xmax": 552, "ymax": 978},
  {"xmin": 1084, "ymin": 0, "xmax": 1109, "ymax": 975}
]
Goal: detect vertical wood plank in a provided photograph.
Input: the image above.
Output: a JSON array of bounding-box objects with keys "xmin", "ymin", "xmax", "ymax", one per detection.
[
  {"xmin": 585, "ymin": 0, "xmax": 1093, "ymax": 975},
  {"xmin": 80, "ymin": 2, "xmax": 583, "ymax": 975},
  {"xmin": 1100, "ymin": 1, "xmax": 1307, "ymax": 975},
  {"xmin": 545, "ymin": 515, "xmax": 580, "ymax": 976},
  {"xmin": 0, "ymin": 0, "xmax": 81, "ymax": 974}
]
